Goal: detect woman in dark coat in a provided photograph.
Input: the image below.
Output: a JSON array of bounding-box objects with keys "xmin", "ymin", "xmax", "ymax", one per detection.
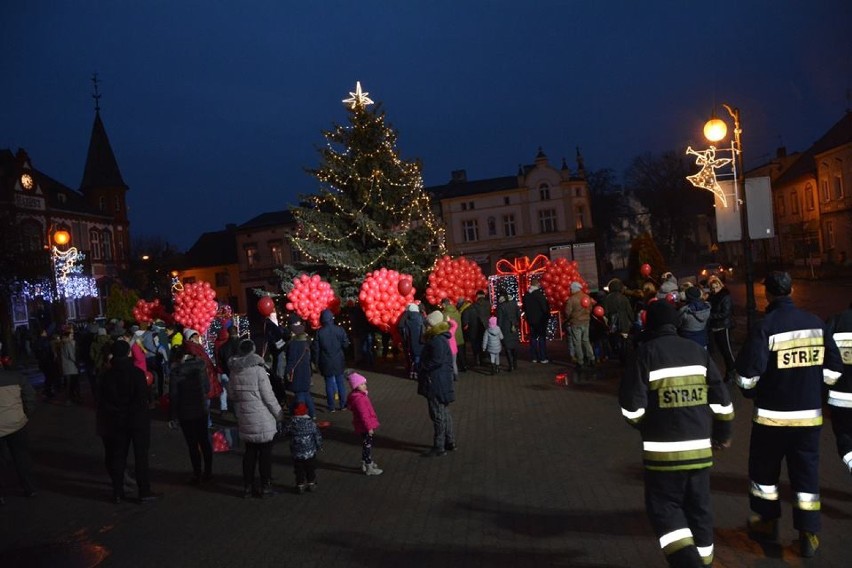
[
  {"xmin": 169, "ymin": 346, "xmax": 212, "ymax": 484},
  {"xmin": 496, "ymin": 295, "xmax": 520, "ymax": 371},
  {"xmin": 96, "ymin": 340, "xmax": 156, "ymax": 503},
  {"xmin": 418, "ymin": 311, "xmax": 456, "ymax": 457},
  {"xmin": 706, "ymin": 276, "xmax": 736, "ymax": 382},
  {"xmin": 311, "ymin": 309, "xmax": 350, "ymax": 412},
  {"xmin": 284, "ymin": 322, "xmax": 315, "ymax": 418}
]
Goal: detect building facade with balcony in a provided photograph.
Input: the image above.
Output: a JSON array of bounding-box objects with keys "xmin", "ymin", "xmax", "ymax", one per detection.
[{"xmin": 426, "ymin": 148, "xmax": 594, "ymax": 275}]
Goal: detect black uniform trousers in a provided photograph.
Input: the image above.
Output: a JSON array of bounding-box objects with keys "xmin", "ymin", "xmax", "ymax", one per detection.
[
  {"xmin": 748, "ymin": 423, "xmax": 821, "ymax": 533},
  {"xmin": 829, "ymin": 406, "xmax": 852, "ymax": 472},
  {"xmin": 644, "ymin": 467, "xmax": 713, "ymax": 568}
]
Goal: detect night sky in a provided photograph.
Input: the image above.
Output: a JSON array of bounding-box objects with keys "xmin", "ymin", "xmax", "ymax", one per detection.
[{"xmin": 2, "ymin": 1, "xmax": 850, "ymax": 252}]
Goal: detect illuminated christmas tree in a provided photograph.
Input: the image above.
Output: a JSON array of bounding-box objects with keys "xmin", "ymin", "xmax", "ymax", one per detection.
[{"xmin": 290, "ymin": 82, "xmax": 446, "ymax": 287}]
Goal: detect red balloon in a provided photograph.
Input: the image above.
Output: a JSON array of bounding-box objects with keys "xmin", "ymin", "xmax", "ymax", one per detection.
[
  {"xmin": 257, "ymin": 296, "xmax": 275, "ymax": 317},
  {"xmin": 593, "ymin": 305, "xmax": 605, "ymax": 318},
  {"xmin": 580, "ymin": 296, "xmax": 591, "ymax": 308},
  {"xmin": 640, "ymin": 263, "xmax": 652, "ymax": 277},
  {"xmin": 398, "ymin": 279, "xmax": 412, "ymax": 296}
]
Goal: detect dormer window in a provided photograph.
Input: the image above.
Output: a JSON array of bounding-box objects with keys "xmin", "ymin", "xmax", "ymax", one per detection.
[
  {"xmin": 539, "ymin": 183, "xmax": 551, "ymax": 200},
  {"xmin": 57, "ymin": 193, "xmax": 67, "ymax": 204}
]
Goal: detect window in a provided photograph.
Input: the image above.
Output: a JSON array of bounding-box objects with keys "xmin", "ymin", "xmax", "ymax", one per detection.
[
  {"xmin": 575, "ymin": 187, "xmax": 582, "ymax": 197},
  {"xmin": 776, "ymin": 195, "xmax": 785, "ymax": 217},
  {"xmin": 576, "ymin": 205, "xmax": 586, "ymax": 229},
  {"xmin": 99, "ymin": 196, "xmax": 106, "ymax": 212},
  {"xmin": 102, "ymin": 230, "xmax": 113, "ymax": 261},
  {"xmin": 20, "ymin": 222, "xmax": 42, "ymax": 252},
  {"xmin": 115, "ymin": 196, "xmax": 121, "ymax": 212},
  {"xmin": 503, "ymin": 197, "xmax": 510, "ymax": 205},
  {"xmin": 834, "ymin": 174, "xmax": 844, "ymax": 199},
  {"xmin": 291, "ymin": 248, "xmax": 303, "ymax": 263},
  {"xmin": 826, "ymin": 221, "xmax": 835, "ymax": 249},
  {"xmin": 805, "ymin": 184, "xmax": 815, "ymax": 210},
  {"xmin": 215, "ymin": 271, "xmax": 229, "ymax": 287},
  {"xmin": 539, "ymin": 183, "xmax": 551, "ymax": 200},
  {"xmin": 487, "ymin": 217, "xmax": 496, "ymax": 236},
  {"xmin": 821, "ymin": 179, "xmax": 830, "ymax": 202},
  {"xmin": 89, "ymin": 229, "xmax": 101, "ymax": 260},
  {"xmin": 462, "ymin": 219, "xmax": 479, "ymax": 242},
  {"xmin": 461, "ymin": 201, "xmax": 475, "ymax": 211},
  {"xmin": 503, "ymin": 214, "xmax": 516, "ymax": 237},
  {"xmin": 57, "ymin": 193, "xmax": 67, "ymax": 204},
  {"xmin": 538, "ymin": 209, "xmax": 557, "ymax": 233},
  {"xmin": 270, "ymin": 241, "xmax": 283, "ymax": 265},
  {"xmin": 245, "ymin": 245, "xmax": 258, "ymax": 268},
  {"xmin": 790, "ymin": 191, "xmax": 799, "ymax": 215},
  {"xmin": 184, "ymin": 276, "xmax": 197, "ymax": 285}
]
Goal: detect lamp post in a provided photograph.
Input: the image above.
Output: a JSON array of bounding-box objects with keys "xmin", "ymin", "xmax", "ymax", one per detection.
[{"xmin": 703, "ymin": 104, "xmax": 756, "ymax": 331}]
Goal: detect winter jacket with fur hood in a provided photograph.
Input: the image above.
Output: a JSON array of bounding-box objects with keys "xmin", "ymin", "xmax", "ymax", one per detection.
[{"xmin": 229, "ymin": 352, "xmax": 283, "ymax": 443}]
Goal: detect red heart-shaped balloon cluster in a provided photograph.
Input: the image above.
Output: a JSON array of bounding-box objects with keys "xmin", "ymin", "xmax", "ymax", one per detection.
[
  {"xmin": 132, "ymin": 299, "xmax": 160, "ymax": 324},
  {"xmin": 285, "ymin": 273, "xmax": 336, "ymax": 329},
  {"xmin": 174, "ymin": 281, "xmax": 218, "ymax": 333},
  {"xmin": 539, "ymin": 258, "xmax": 588, "ymax": 310},
  {"xmin": 358, "ymin": 268, "xmax": 415, "ymax": 333},
  {"xmin": 425, "ymin": 256, "xmax": 488, "ymax": 307}
]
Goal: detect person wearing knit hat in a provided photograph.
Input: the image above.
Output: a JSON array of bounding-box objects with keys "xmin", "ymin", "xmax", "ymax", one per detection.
[
  {"xmin": 734, "ymin": 271, "xmax": 842, "ymax": 556},
  {"xmin": 678, "ymin": 285, "xmax": 711, "ymax": 348},
  {"xmin": 419, "ymin": 307, "xmax": 456, "ymax": 457},
  {"xmin": 344, "ymin": 370, "xmax": 383, "ymax": 476},
  {"xmin": 398, "ymin": 304, "xmax": 426, "ymax": 380},
  {"xmin": 565, "ymin": 281, "xmax": 594, "ymax": 369},
  {"xmin": 282, "ymin": 402, "xmax": 323, "ymax": 493},
  {"xmin": 481, "ymin": 316, "xmax": 504, "ymax": 375},
  {"xmin": 620, "ymin": 285, "xmax": 733, "ymax": 567},
  {"xmin": 426, "ymin": 310, "xmax": 444, "ymax": 327}
]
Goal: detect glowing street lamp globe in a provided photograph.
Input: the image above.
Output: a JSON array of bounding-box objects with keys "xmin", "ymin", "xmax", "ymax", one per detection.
[
  {"xmin": 703, "ymin": 118, "xmax": 728, "ymax": 142},
  {"xmin": 53, "ymin": 230, "xmax": 71, "ymax": 246}
]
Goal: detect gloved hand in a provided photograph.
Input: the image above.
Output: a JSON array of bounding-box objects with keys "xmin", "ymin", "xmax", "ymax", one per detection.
[{"xmin": 168, "ymin": 420, "xmax": 178, "ymax": 430}]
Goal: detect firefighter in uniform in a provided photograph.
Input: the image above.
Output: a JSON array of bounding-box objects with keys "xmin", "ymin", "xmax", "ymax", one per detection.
[
  {"xmin": 620, "ymin": 301, "xmax": 733, "ymax": 567},
  {"xmin": 735, "ymin": 272, "xmax": 843, "ymax": 558},
  {"xmin": 826, "ymin": 302, "xmax": 852, "ymax": 475}
]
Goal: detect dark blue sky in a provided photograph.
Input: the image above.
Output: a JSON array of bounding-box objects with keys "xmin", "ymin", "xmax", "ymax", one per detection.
[{"xmin": 3, "ymin": 1, "xmax": 850, "ymax": 251}]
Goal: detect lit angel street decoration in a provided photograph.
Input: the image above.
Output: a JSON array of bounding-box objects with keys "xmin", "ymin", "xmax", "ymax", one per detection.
[
  {"xmin": 685, "ymin": 145, "xmax": 732, "ymax": 207},
  {"xmin": 52, "ymin": 246, "xmax": 85, "ymax": 286},
  {"xmin": 342, "ymin": 81, "xmax": 374, "ymax": 108}
]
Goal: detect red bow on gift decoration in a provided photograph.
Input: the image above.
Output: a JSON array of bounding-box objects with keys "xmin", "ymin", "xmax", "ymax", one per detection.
[{"xmin": 495, "ymin": 254, "xmax": 549, "ymax": 293}]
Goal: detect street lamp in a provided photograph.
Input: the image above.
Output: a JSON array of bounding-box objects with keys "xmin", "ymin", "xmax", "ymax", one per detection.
[{"xmin": 703, "ymin": 104, "xmax": 756, "ymax": 332}]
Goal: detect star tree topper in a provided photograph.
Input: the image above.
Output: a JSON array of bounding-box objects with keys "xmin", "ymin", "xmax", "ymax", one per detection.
[{"xmin": 342, "ymin": 81, "xmax": 374, "ymax": 108}]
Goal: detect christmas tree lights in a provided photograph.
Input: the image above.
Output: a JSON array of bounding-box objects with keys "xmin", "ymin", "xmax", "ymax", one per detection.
[{"xmin": 290, "ymin": 82, "xmax": 446, "ymax": 285}]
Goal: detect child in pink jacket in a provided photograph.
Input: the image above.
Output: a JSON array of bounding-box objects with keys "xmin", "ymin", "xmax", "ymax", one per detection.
[{"xmin": 345, "ymin": 371, "xmax": 383, "ymax": 476}]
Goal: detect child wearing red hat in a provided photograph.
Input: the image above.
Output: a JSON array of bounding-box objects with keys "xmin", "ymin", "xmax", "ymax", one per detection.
[
  {"xmin": 345, "ymin": 370, "xmax": 383, "ymax": 476},
  {"xmin": 283, "ymin": 402, "xmax": 323, "ymax": 493}
]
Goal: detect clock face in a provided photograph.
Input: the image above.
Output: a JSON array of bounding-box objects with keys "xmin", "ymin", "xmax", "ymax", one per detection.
[{"xmin": 20, "ymin": 173, "xmax": 34, "ymax": 190}]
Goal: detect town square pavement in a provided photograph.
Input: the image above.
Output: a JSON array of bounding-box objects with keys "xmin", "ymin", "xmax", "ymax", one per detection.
[{"xmin": 2, "ymin": 339, "xmax": 851, "ymax": 567}]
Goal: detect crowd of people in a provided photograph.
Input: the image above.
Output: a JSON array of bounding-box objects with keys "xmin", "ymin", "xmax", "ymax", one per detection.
[{"xmin": 1, "ymin": 269, "xmax": 850, "ymax": 566}]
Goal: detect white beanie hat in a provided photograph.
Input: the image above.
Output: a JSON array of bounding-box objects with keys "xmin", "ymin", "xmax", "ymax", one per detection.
[{"xmin": 426, "ymin": 310, "xmax": 444, "ymax": 327}]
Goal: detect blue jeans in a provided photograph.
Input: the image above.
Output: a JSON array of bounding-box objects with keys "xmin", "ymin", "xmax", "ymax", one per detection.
[
  {"xmin": 324, "ymin": 374, "xmax": 346, "ymax": 410},
  {"xmin": 291, "ymin": 391, "xmax": 316, "ymax": 418}
]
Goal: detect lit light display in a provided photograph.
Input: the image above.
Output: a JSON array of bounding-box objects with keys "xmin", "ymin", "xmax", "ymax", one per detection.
[
  {"xmin": 685, "ymin": 145, "xmax": 733, "ymax": 207},
  {"xmin": 342, "ymin": 81, "xmax": 374, "ymax": 108},
  {"xmin": 57, "ymin": 275, "xmax": 99, "ymax": 300},
  {"xmin": 51, "ymin": 246, "xmax": 98, "ymax": 299}
]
